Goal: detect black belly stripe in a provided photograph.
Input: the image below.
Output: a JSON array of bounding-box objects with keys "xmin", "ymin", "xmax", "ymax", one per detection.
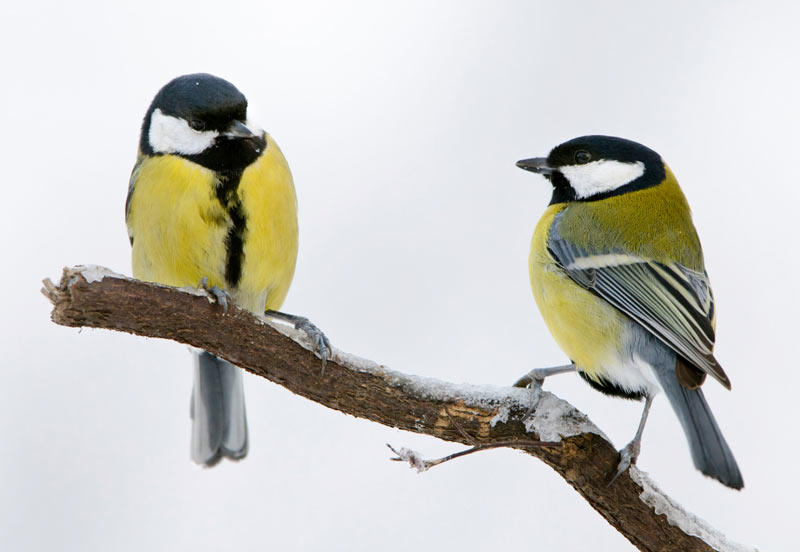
[
  {"xmin": 215, "ymin": 170, "xmax": 247, "ymax": 289},
  {"xmin": 578, "ymin": 370, "xmax": 646, "ymax": 400}
]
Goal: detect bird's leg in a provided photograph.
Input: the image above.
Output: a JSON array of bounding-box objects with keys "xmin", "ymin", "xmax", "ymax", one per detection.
[
  {"xmin": 197, "ymin": 277, "xmax": 232, "ymax": 312},
  {"xmin": 513, "ymin": 364, "xmax": 577, "ymax": 388},
  {"xmin": 265, "ymin": 310, "xmax": 332, "ymax": 373},
  {"xmin": 609, "ymin": 393, "xmax": 654, "ymax": 485},
  {"xmin": 513, "ymin": 364, "xmax": 576, "ymax": 418}
]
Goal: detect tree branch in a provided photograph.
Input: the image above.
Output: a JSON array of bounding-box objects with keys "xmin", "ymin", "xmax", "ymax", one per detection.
[{"xmin": 42, "ymin": 265, "xmax": 751, "ymax": 552}]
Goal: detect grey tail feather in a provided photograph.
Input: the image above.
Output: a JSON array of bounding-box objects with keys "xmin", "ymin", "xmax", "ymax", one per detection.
[
  {"xmin": 652, "ymin": 361, "xmax": 743, "ymax": 489},
  {"xmin": 190, "ymin": 352, "xmax": 249, "ymax": 466}
]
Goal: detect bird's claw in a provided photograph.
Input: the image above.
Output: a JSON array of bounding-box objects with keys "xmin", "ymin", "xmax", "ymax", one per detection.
[
  {"xmin": 523, "ymin": 380, "xmax": 544, "ymax": 421},
  {"xmin": 293, "ymin": 317, "xmax": 332, "ymax": 374},
  {"xmin": 514, "ymin": 369, "xmax": 548, "ymax": 421},
  {"xmin": 608, "ymin": 440, "xmax": 641, "ymax": 486},
  {"xmin": 264, "ymin": 310, "xmax": 332, "ymax": 373},
  {"xmin": 197, "ymin": 277, "xmax": 231, "ymax": 313}
]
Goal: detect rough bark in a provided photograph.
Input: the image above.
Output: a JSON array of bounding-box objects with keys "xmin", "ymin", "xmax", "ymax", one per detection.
[{"xmin": 42, "ymin": 265, "xmax": 751, "ymax": 552}]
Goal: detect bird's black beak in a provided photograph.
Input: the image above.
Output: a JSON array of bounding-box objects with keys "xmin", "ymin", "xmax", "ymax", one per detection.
[
  {"xmin": 223, "ymin": 120, "xmax": 257, "ymax": 139},
  {"xmin": 516, "ymin": 157, "xmax": 555, "ymax": 175}
]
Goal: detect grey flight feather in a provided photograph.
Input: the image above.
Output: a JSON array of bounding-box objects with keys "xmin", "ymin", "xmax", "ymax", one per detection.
[
  {"xmin": 647, "ymin": 344, "xmax": 744, "ymax": 489},
  {"xmin": 191, "ymin": 352, "xmax": 249, "ymax": 466},
  {"xmin": 628, "ymin": 326, "xmax": 743, "ymax": 488},
  {"xmin": 548, "ymin": 211, "xmax": 729, "ymax": 388}
]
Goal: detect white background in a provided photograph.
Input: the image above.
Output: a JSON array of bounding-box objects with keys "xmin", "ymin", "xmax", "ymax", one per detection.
[{"xmin": 2, "ymin": 2, "xmax": 797, "ymax": 550}]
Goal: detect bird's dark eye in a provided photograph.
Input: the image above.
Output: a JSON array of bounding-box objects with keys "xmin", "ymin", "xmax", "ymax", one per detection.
[
  {"xmin": 189, "ymin": 119, "xmax": 205, "ymax": 131},
  {"xmin": 575, "ymin": 150, "xmax": 592, "ymax": 164}
]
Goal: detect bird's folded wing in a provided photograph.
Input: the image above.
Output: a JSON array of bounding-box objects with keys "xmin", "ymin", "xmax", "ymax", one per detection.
[{"xmin": 547, "ymin": 230, "xmax": 730, "ymax": 389}]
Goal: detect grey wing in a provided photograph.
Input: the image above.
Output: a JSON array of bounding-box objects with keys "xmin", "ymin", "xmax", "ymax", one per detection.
[{"xmin": 548, "ymin": 216, "xmax": 730, "ymax": 389}]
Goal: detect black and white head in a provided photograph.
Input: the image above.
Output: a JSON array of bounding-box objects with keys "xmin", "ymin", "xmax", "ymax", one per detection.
[
  {"xmin": 517, "ymin": 135, "xmax": 666, "ymax": 204},
  {"xmin": 140, "ymin": 73, "xmax": 266, "ymax": 172}
]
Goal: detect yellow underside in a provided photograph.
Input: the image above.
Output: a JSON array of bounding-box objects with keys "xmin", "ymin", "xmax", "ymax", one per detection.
[
  {"xmin": 529, "ymin": 204, "xmax": 627, "ymax": 381},
  {"xmin": 126, "ymin": 134, "xmax": 298, "ymax": 314}
]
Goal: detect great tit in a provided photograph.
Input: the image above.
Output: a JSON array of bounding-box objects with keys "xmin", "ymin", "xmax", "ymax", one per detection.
[
  {"xmin": 516, "ymin": 135, "xmax": 743, "ymax": 489},
  {"xmin": 126, "ymin": 73, "xmax": 329, "ymax": 466}
]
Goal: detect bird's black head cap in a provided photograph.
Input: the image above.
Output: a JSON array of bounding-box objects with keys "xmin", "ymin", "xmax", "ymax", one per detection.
[
  {"xmin": 518, "ymin": 135, "xmax": 666, "ymax": 205},
  {"xmin": 139, "ymin": 73, "xmax": 265, "ymax": 171},
  {"xmin": 146, "ymin": 73, "xmax": 247, "ymax": 134}
]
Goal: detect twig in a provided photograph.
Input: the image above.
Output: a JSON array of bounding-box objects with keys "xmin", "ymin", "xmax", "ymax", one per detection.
[{"xmin": 388, "ymin": 407, "xmax": 561, "ymax": 471}]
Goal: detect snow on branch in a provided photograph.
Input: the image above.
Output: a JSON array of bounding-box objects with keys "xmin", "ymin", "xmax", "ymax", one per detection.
[{"xmin": 42, "ymin": 265, "xmax": 753, "ymax": 552}]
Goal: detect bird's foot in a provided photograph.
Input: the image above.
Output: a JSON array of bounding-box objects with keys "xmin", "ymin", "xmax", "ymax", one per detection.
[
  {"xmin": 513, "ymin": 365, "xmax": 575, "ymax": 420},
  {"xmin": 608, "ymin": 394, "xmax": 652, "ymax": 486},
  {"xmin": 513, "ymin": 369, "xmax": 547, "ymax": 420},
  {"xmin": 295, "ymin": 317, "xmax": 332, "ymax": 372},
  {"xmin": 609, "ymin": 439, "xmax": 641, "ymax": 486},
  {"xmin": 265, "ymin": 310, "xmax": 332, "ymax": 373},
  {"xmin": 197, "ymin": 277, "xmax": 232, "ymax": 312}
]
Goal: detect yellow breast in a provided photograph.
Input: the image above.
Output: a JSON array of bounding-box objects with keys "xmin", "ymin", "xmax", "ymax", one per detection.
[
  {"xmin": 529, "ymin": 204, "xmax": 627, "ymax": 379},
  {"xmin": 126, "ymin": 134, "xmax": 298, "ymax": 314},
  {"xmin": 236, "ymin": 136, "xmax": 298, "ymax": 312}
]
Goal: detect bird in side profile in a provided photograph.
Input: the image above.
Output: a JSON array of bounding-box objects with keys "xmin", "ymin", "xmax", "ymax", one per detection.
[
  {"xmin": 515, "ymin": 135, "xmax": 743, "ymax": 489},
  {"xmin": 126, "ymin": 73, "xmax": 330, "ymax": 466}
]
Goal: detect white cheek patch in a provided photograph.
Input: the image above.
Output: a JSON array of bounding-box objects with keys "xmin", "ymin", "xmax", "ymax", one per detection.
[
  {"xmin": 244, "ymin": 102, "xmax": 266, "ymax": 136},
  {"xmin": 148, "ymin": 108, "xmax": 219, "ymax": 155},
  {"xmin": 245, "ymin": 119, "xmax": 264, "ymax": 137},
  {"xmin": 560, "ymin": 160, "xmax": 645, "ymax": 199}
]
